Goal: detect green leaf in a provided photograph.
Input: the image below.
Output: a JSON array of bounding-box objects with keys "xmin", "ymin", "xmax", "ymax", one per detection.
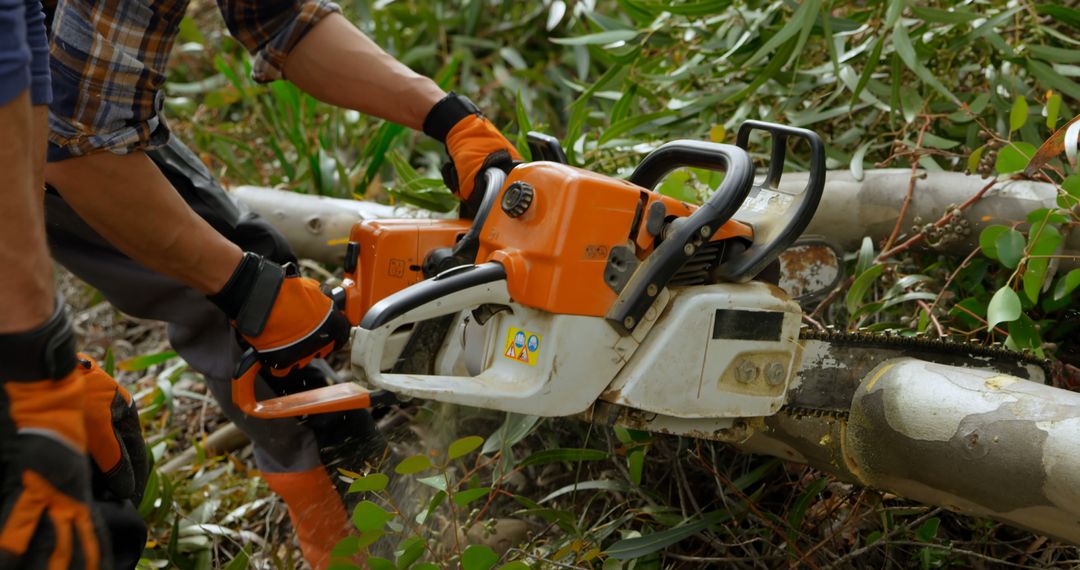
[
  {"xmin": 995, "ymin": 142, "xmax": 1037, "ymax": 175},
  {"xmin": 851, "ymin": 36, "xmax": 884, "ymax": 105},
  {"xmin": 395, "ymin": 454, "xmax": 433, "ymax": 475},
  {"xmin": 452, "ymin": 487, "xmax": 492, "ymax": 507},
  {"xmin": 995, "ymin": 229, "xmax": 1026, "ymax": 269},
  {"xmin": 979, "ymin": 225, "xmax": 1009, "ymax": 260},
  {"xmin": 551, "ymin": 30, "xmax": 639, "ymax": 46},
  {"xmin": 1047, "ymin": 93, "xmax": 1063, "ymax": 130},
  {"xmin": 103, "ymin": 347, "xmax": 115, "ymax": 377},
  {"xmin": 538, "ymin": 479, "xmax": 631, "ymax": 504},
  {"xmin": 367, "ymin": 557, "xmax": 395, "ymax": 570},
  {"xmin": 850, "ymin": 142, "xmax": 870, "ymax": 181},
  {"xmin": 856, "ymin": 236, "xmax": 875, "ymax": 276},
  {"xmin": 916, "ymin": 517, "xmax": 941, "ymax": 542},
  {"xmin": 415, "ymin": 491, "xmax": 445, "ymax": 525},
  {"xmin": 967, "ymin": 145, "xmax": 985, "ymax": 174},
  {"xmin": 223, "ymin": 546, "xmax": 250, "ymax": 570},
  {"xmin": 628, "ymin": 448, "xmax": 645, "ymax": 485},
  {"xmin": 743, "ymin": 0, "xmax": 821, "ymax": 68},
  {"xmin": 987, "ymin": 286, "xmax": 1021, "ymax": 331},
  {"xmin": 606, "ymin": 510, "xmax": 730, "ymax": 559},
  {"xmin": 331, "ymin": 536, "xmax": 360, "ymax": 559},
  {"xmin": 395, "ymin": 536, "xmax": 425, "ymax": 570},
  {"xmin": 846, "ymin": 264, "xmax": 885, "ymax": 316},
  {"xmin": 921, "ymin": 133, "xmax": 959, "ymax": 150},
  {"xmin": 599, "ymin": 110, "xmax": 677, "ymax": 145},
  {"xmin": 348, "ymin": 473, "xmax": 389, "ymax": 493},
  {"xmin": 496, "ymin": 563, "xmax": 531, "ymax": 570},
  {"xmin": 1023, "ymin": 225, "xmax": 1062, "ymax": 303},
  {"xmin": 1037, "ymin": 4, "xmax": 1080, "ymax": 29},
  {"xmin": 910, "ymin": 6, "xmax": 979, "ymax": 24},
  {"xmin": 892, "ymin": 24, "xmax": 957, "ymax": 103},
  {"xmin": 950, "ymin": 297, "xmax": 987, "ymax": 330},
  {"xmin": 518, "ymin": 448, "xmax": 608, "ymax": 467},
  {"xmin": 1006, "ymin": 314, "xmax": 1043, "ymax": 354},
  {"xmin": 352, "ymin": 501, "xmax": 392, "ymax": 532},
  {"xmin": 1029, "ymin": 45, "xmax": 1080, "ymax": 65},
  {"xmin": 448, "ymin": 436, "xmax": 484, "ymax": 460},
  {"xmin": 482, "ymin": 414, "xmax": 540, "ymax": 454},
  {"xmin": 118, "ymin": 351, "xmax": 178, "ymax": 372},
  {"xmin": 1010, "ymin": 96, "xmax": 1029, "ymax": 132},
  {"xmin": 1053, "ymin": 269, "xmax": 1080, "ymax": 300},
  {"xmin": 461, "ymin": 545, "xmax": 499, "ymax": 570},
  {"xmin": 1027, "ymin": 60, "xmax": 1080, "ymax": 100}
]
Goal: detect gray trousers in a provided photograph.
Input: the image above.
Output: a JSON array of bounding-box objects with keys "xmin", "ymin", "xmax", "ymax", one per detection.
[{"xmin": 45, "ymin": 137, "xmax": 321, "ymax": 474}]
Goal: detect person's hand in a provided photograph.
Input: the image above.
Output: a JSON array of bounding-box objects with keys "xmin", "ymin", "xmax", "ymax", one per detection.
[
  {"xmin": 209, "ymin": 253, "xmax": 351, "ymax": 377},
  {"xmin": 422, "ymin": 92, "xmax": 522, "ymax": 217},
  {"xmin": 79, "ymin": 354, "xmax": 149, "ymax": 503},
  {"xmin": 0, "ymin": 309, "xmax": 108, "ymax": 568}
]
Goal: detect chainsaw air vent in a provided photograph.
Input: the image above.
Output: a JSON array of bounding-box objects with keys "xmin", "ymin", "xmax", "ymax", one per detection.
[{"xmin": 669, "ymin": 241, "xmax": 723, "ymax": 286}]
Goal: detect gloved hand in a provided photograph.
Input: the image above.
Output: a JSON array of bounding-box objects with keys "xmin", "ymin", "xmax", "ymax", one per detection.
[
  {"xmin": 209, "ymin": 253, "xmax": 350, "ymax": 377},
  {"xmin": 0, "ymin": 306, "xmax": 108, "ymax": 569},
  {"xmin": 422, "ymin": 92, "xmax": 522, "ymax": 218},
  {"xmin": 79, "ymin": 354, "xmax": 148, "ymax": 503}
]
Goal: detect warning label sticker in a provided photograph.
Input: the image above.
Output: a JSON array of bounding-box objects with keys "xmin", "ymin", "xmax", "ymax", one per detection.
[{"xmin": 503, "ymin": 327, "xmax": 541, "ymax": 366}]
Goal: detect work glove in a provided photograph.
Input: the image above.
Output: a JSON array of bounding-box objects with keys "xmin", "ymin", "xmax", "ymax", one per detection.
[
  {"xmin": 209, "ymin": 253, "xmax": 350, "ymax": 378},
  {"xmin": 423, "ymin": 92, "xmax": 522, "ymax": 218},
  {"xmin": 79, "ymin": 354, "xmax": 149, "ymax": 503},
  {"xmin": 0, "ymin": 305, "xmax": 109, "ymax": 569}
]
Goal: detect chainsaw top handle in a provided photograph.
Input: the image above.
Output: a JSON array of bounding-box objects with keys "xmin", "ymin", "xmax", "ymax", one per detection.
[
  {"xmin": 715, "ymin": 120, "xmax": 826, "ymax": 283},
  {"xmin": 609, "ymin": 140, "xmax": 755, "ymax": 334}
]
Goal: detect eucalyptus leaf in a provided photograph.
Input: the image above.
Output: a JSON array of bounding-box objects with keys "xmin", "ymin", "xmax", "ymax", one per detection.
[{"xmin": 987, "ymin": 286, "xmax": 1022, "ymax": 331}]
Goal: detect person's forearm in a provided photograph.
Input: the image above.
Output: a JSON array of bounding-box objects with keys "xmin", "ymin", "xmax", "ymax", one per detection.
[
  {"xmin": 0, "ymin": 92, "xmax": 54, "ymax": 332},
  {"xmin": 45, "ymin": 152, "xmax": 243, "ymax": 295},
  {"xmin": 283, "ymin": 13, "xmax": 445, "ymax": 131}
]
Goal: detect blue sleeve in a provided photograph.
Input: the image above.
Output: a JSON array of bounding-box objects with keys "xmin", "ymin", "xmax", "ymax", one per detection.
[
  {"xmin": 24, "ymin": 0, "xmax": 50, "ymax": 105},
  {"xmin": 0, "ymin": 0, "xmax": 30, "ymax": 106}
]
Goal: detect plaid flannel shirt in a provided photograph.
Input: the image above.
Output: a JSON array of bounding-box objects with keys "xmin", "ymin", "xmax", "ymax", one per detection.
[{"xmin": 47, "ymin": 0, "xmax": 340, "ymax": 161}]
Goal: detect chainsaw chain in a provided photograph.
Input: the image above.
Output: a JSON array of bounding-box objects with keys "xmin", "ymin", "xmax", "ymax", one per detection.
[{"xmin": 780, "ymin": 328, "xmax": 1056, "ymax": 421}]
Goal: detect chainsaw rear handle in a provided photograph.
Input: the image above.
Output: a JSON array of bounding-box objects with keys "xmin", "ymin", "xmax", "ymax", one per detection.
[
  {"xmin": 608, "ymin": 141, "xmax": 755, "ymax": 334},
  {"xmin": 714, "ymin": 120, "xmax": 826, "ymax": 283},
  {"xmin": 231, "ymin": 351, "xmax": 396, "ymax": 419}
]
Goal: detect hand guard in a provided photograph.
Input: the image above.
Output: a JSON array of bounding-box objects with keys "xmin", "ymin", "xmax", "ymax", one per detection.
[
  {"xmin": 0, "ymin": 303, "xmax": 108, "ymax": 569},
  {"xmin": 209, "ymin": 252, "xmax": 351, "ymax": 377},
  {"xmin": 79, "ymin": 354, "xmax": 148, "ymax": 503},
  {"xmin": 423, "ymin": 92, "xmax": 522, "ymax": 218}
]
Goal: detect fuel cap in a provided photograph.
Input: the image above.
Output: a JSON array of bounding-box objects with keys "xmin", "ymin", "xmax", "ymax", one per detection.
[{"xmin": 501, "ymin": 181, "xmax": 534, "ymax": 218}]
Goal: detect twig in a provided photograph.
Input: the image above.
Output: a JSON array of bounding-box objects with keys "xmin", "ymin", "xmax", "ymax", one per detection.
[
  {"xmin": 825, "ymin": 507, "xmax": 942, "ymax": 569},
  {"xmin": 916, "ymin": 300, "xmax": 945, "ymax": 338},
  {"xmin": 877, "ymin": 178, "xmax": 998, "ymax": 262},
  {"xmin": 882, "ymin": 120, "xmax": 931, "ymax": 252},
  {"xmin": 861, "ymin": 541, "xmax": 1049, "ymax": 569},
  {"xmin": 690, "ymin": 443, "xmax": 821, "ymax": 570},
  {"xmin": 926, "ymin": 247, "xmax": 981, "ymax": 317},
  {"xmin": 802, "ymin": 313, "xmax": 827, "ymax": 332}
]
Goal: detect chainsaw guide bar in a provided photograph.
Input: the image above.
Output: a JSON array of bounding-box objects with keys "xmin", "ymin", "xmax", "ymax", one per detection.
[{"xmin": 783, "ymin": 328, "xmax": 1054, "ymax": 420}]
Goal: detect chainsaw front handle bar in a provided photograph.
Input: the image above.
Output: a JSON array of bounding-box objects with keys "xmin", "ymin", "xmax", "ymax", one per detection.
[
  {"xmin": 449, "ymin": 168, "xmax": 508, "ymax": 264},
  {"xmin": 610, "ymin": 141, "xmax": 755, "ymax": 334},
  {"xmin": 231, "ymin": 351, "xmax": 395, "ymax": 419},
  {"xmin": 353, "ymin": 263, "xmax": 514, "ymax": 393},
  {"xmin": 715, "ymin": 121, "xmax": 826, "ymax": 282}
]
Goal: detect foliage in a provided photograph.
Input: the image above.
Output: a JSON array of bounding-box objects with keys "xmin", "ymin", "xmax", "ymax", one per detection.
[{"xmin": 110, "ymin": 0, "xmax": 1080, "ymax": 567}]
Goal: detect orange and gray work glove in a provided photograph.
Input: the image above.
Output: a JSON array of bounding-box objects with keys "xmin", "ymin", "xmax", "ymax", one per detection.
[
  {"xmin": 423, "ymin": 92, "xmax": 522, "ymax": 218},
  {"xmin": 0, "ymin": 304, "xmax": 109, "ymax": 569},
  {"xmin": 78, "ymin": 354, "xmax": 148, "ymax": 503},
  {"xmin": 209, "ymin": 253, "xmax": 351, "ymax": 378}
]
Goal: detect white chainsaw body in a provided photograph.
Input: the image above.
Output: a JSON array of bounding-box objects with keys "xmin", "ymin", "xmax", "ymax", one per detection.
[{"xmin": 352, "ymin": 277, "xmax": 801, "ymax": 421}]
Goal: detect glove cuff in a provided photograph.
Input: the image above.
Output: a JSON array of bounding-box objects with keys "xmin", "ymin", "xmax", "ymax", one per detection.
[
  {"xmin": 0, "ymin": 296, "xmax": 77, "ymax": 382},
  {"xmin": 208, "ymin": 252, "xmax": 285, "ymax": 337},
  {"xmin": 422, "ymin": 92, "xmax": 482, "ymax": 143}
]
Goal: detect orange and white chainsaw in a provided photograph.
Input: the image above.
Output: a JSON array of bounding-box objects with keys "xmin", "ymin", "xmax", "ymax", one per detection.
[{"xmin": 230, "ymin": 120, "xmax": 1080, "ymax": 543}]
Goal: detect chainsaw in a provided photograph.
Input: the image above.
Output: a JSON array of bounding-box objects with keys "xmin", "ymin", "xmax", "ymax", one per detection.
[{"xmin": 230, "ymin": 120, "xmax": 1080, "ymax": 544}]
